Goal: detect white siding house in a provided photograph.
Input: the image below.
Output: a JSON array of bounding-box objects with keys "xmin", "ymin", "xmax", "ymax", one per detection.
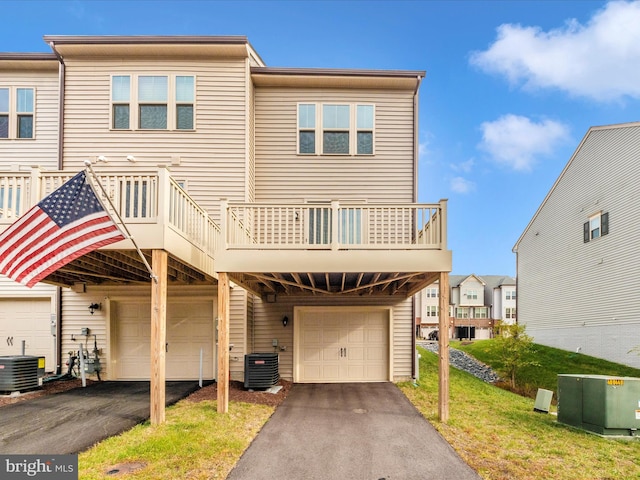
[{"xmin": 514, "ymin": 122, "xmax": 640, "ymax": 369}]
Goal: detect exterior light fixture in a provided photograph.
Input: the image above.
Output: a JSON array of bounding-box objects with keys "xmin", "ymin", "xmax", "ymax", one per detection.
[
  {"xmin": 282, "ymin": 316, "xmax": 289, "ymax": 327},
  {"xmin": 89, "ymin": 303, "xmax": 101, "ymax": 315}
]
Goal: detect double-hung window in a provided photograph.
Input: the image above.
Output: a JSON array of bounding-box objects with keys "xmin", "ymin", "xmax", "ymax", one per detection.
[
  {"xmin": 0, "ymin": 87, "xmax": 35, "ymax": 139},
  {"xmin": 583, "ymin": 211, "xmax": 609, "ymax": 243},
  {"xmin": 111, "ymin": 75, "xmax": 195, "ymax": 131},
  {"xmin": 298, "ymin": 103, "xmax": 375, "ymax": 155}
]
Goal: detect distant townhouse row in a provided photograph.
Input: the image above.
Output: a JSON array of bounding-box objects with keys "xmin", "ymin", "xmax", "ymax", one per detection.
[{"xmin": 416, "ymin": 274, "xmax": 516, "ymax": 340}]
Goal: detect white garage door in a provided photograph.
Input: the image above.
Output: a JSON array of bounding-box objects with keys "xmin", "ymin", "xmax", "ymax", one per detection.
[
  {"xmin": 0, "ymin": 299, "xmax": 55, "ymax": 372},
  {"xmin": 296, "ymin": 309, "xmax": 389, "ymax": 383},
  {"xmin": 114, "ymin": 299, "xmax": 215, "ymax": 380}
]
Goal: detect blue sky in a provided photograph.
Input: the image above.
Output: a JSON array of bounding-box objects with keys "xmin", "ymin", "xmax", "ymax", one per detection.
[{"xmin": 5, "ymin": 0, "xmax": 639, "ymax": 277}]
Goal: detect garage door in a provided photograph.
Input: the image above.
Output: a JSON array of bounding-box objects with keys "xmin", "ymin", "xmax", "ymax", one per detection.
[
  {"xmin": 0, "ymin": 299, "xmax": 55, "ymax": 372},
  {"xmin": 114, "ymin": 299, "xmax": 215, "ymax": 380},
  {"xmin": 296, "ymin": 309, "xmax": 389, "ymax": 383}
]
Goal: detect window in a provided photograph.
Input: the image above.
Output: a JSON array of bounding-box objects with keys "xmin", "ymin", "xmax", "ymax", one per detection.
[
  {"xmin": 0, "ymin": 88, "xmax": 7, "ymax": 138},
  {"xmin": 297, "ymin": 103, "xmax": 375, "ymax": 155},
  {"xmin": 298, "ymin": 104, "xmax": 316, "ymax": 154},
  {"xmin": 112, "ymin": 76, "xmax": 130, "ymax": 129},
  {"xmin": 505, "ymin": 307, "xmax": 516, "ymax": 319},
  {"xmin": 111, "ymin": 75, "xmax": 194, "ymax": 131},
  {"xmin": 584, "ymin": 211, "xmax": 608, "ymax": 243},
  {"xmin": 456, "ymin": 307, "xmax": 469, "ymax": 319},
  {"xmin": 426, "ymin": 288, "xmax": 439, "ymax": 298},
  {"xmin": 426, "ymin": 306, "xmax": 439, "ymax": 317},
  {"xmin": 323, "ymin": 104, "xmax": 350, "ymax": 154},
  {"xmin": 357, "ymin": 105, "xmax": 374, "ymax": 154},
  {"xmin": 506, "ymin": 290, "xmax": 516, "ymax": 300},
  {"xmin": 0, "ymin": 87, "xmax": 34, "ymax": 139},
  {"xmin": 175, "ymin": 76, "xmax": 194, "ymax": 130},
  {"xmin": 465, "ymin": 290, "xmax": 478, "ymax": 300}
]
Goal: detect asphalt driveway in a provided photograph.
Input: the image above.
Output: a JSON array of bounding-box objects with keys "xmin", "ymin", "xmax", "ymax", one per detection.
[
  {"xmin": 227, "ymin": 383, "xmax": 480, "ymax": 480},
  {"xmin": 0, "ymin": 381, "xmax": 200, "ymax": 454}
]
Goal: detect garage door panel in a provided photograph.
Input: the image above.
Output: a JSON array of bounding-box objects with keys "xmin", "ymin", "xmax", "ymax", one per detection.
[
  {"xmin": 115, "ymin": 300, "xmax": 214, "ymax": 380},
  {"xmin": 298, "ymin": 309, "xmax": 389, "ymax": 383},
  {"xmin": 0, "ymin": 299, "xmax": 55, "ymax": 372}
]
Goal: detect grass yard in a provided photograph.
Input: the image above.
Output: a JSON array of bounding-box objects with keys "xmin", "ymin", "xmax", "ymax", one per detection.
[
  {"xmin": 398, "ymin": 346, "xmax": 640, "ymax": 480},
  {"xmin": 453, "ymin": 339, "xmax": 640, "ymax": 398},
  {"xmin": 78, "ymin": 400, "xmax": 273, "ymax": 480}
]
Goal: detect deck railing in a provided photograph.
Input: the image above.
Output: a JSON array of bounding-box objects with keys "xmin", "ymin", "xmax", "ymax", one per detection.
[
  {"xmin": 0, "ymin": 166, "xmax": 220, "ymax": 259},
  {"xmin": 222, "ymin": 200, "xmax": 447, "ymax": 250}
]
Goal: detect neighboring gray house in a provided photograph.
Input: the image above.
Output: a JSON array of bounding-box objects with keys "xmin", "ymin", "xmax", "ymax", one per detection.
[{"xmin": 513, "ymin": 122, "xmax": 640, "ymax": 369}]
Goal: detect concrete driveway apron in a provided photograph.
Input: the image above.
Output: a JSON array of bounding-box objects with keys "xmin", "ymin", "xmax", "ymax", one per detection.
[{"xmin": 227, "ymin": 383, "xmax": 480, "ymax": 480}]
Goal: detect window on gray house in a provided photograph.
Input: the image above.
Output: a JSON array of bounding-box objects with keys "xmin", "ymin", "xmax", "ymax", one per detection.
[{"xmin": 584, "ymin": 211, "xmax": 609, "ymax": 243}]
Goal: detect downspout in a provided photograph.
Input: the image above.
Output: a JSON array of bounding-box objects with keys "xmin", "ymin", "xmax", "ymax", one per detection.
[
  {"xmin": 411, "ymin": 74, "xmax": 423, "ymax": 380},
  {"xmin": 49, "ymin": 40, "xmax": 65, "ymax": 373}
]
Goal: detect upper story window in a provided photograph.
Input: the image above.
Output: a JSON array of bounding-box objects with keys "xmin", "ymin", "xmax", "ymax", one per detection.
[
  {"xmin": 505, "ymin": 290, "xmax": 516, "ymax": 300},
  {"xmin": 474, "ymin": 307, "xmax": 488, "ymax": 319},
  {"xmin": 0, "ymin": 87, "xmax": 35, "ymax": 139},
  {"xmin": 111, "ymin": 75, "xmax": 195, "ymax": 131},
  {"xmin": 465, "ymin": 289, "xmax": 478, "ymax": 300},
  {"xmin": 505, "ymin": 307, "xmax": 516, "ymax": 319},
  {"xmin": 426, "ymin": 306, "xmax": 439, "ymax": 317},
  {"xmin": 456, "ymin": 307, "xmax": 469, "ymax": 319},
  {"xmin": 298, "ymin": 103, "xmax": 374, "ymax": 155},
  {"xmin": 583, "ymin": 211, "xmax": 609, "ymax": 243},
  {"xmin": 426, "ymin": 288, "xmax": 439, "ymax": 298}
]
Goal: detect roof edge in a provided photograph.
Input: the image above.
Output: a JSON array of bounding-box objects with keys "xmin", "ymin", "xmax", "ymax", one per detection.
[
  {"xmin": 251, "ymin": 66, "xmax": 426, "ymax": 78},
  {"xmin": 0, "ymin": 52, "xmax": 58, "ymax": 61},
  {"xmin": 43, "ymin": 35, "xmax": 249, "ymax": 46},
  {"xmin": 513, "ymin": 121, "xmax": 640, "ymax": 253}
]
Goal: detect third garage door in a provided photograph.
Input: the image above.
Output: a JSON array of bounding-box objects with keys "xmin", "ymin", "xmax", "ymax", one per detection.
[{"xmin": 296, "ymin": 308, "xmax": 389, "ymax": 383}]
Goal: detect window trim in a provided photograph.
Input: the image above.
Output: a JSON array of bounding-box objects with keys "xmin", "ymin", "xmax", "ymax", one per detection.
[
  {"xmin": 110, "ymin": 74, "xmax": 196, "ymax": 132},
  {"xmin": 297, "ymin": 102, "xmax": 375, "ymax": 156},
  {"xmin": 0, "ymin": 87, "xmax": 35, "ymax": 140},
  {"xmin": 583, "ymin": 211, "xmax": 609, "ymax": 243}
]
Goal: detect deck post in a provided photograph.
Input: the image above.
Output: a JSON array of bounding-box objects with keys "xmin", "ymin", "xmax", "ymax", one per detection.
[
  {"xmin": 150, "ymin": 249, "xmax": 168, "ymax": 425},
  {"xmin": 217, "ymin": 272, "xmax": 230, "ymax": 413},
  {"xmin": 438, "ymin": 271, "xmax": 450, "ymax": 423}
]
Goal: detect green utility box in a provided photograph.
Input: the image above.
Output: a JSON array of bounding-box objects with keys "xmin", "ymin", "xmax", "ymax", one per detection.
[{"xmin": 557, "ymin": 374, "xmax": 640, "ymax": 436}]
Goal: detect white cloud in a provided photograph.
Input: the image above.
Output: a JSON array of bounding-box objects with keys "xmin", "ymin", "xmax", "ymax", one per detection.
[
  {"xmin": 450, "ymin": 176, "xmax": 475, "ymax": 194},
  {"xmin": 478, "ymin": 114, "xmax": 570, "ymax": 171},
  {"xmin": 470, "ymin": 1, "xmax": 640, "ymax": 101},
  {"xmin": 451, "ymin": 158, "xmax": 475, "ymax": 173}
]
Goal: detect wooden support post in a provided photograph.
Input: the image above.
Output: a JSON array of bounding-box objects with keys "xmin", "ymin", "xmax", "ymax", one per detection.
[
  {"xmin": 150, "ymin": 249, "xmax": 167, "ymax": 425},
  {"xmin": 438, "ymin": 271, "xmax": 450, "ymax": 423},
  {"xmin": 217, "ymin": 272, "xmax": 230, "ymax": 414}
]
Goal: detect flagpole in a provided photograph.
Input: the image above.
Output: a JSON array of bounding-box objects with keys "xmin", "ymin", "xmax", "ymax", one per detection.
[{"xmin": 83, "ymin": 160, "xmax": 158, "ymax": 283}]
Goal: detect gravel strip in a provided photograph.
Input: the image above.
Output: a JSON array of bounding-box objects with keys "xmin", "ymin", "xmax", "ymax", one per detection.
[{"xmin": 417, "ymin": 341, "xmax": 500, "ymax": 384}]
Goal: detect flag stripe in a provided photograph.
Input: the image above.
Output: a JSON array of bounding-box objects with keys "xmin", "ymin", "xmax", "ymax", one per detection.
[
  {"xmin": 0, "ymin": 209, "xmax": 50, "ymax": 270},
  {"xmin": 6, "ymin": 212, "xmax": 116, "ymax": 278},
  {"xmin": 21, "ymin": 229, "xmax": 125, "ymax": 287}
]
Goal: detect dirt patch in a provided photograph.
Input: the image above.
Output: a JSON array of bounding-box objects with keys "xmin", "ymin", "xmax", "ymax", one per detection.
[
  {"xmin": 185, "ymin": 379, "xmax": 292, "ymax": 407},
  {"xmin": 0, "ymin": 377, "xmax": 96, "ymax": 408},
  {"xmin": 0, "ymin": 377, "xmax": 291, "ymax": 409}
]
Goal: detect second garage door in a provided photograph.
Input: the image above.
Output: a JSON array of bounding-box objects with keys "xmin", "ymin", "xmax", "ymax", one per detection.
[
  {"xmin": 295, "ymin": 308, "xmax": 389, "ymax": 383},
  {"xmin": 113, "ymin": 299, "xmax": 215, "ymax": 380}
]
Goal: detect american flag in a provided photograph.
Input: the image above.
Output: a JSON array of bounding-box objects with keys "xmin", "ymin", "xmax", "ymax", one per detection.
[{"xmin": 0, "ymin": 170, "xmax": 125, "ymax": 288}]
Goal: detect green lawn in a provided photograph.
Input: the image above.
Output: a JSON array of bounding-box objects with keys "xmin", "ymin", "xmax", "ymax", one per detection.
[
  {"xmin": 398, "ymin": 346, "xmax": 640, "ymax": 480},
  {"xmin": 453, "ymin": 339, "xmax": 640, "ymax": 397}
]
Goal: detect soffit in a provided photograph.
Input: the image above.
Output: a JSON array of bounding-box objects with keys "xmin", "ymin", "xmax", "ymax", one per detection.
[
  {"xmin": 0, "ymin": 53, "xmax": 59, "ymax": 71},
  {"xmin": 44, "ymin": 36, "xmax": 251, "ymax": 60},
  {"xmin": 251, "ymin": 67, "xmax": 424, "ymax": 90}
]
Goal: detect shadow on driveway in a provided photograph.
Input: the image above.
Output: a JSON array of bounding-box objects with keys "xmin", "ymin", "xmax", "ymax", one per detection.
[
  {"xmin": 227, "ymin": 383, "xmax": 480, "ymax": 480},
  {"xmin": 0, "ymin": 381, "xmax": 201, "ymax": 454}
]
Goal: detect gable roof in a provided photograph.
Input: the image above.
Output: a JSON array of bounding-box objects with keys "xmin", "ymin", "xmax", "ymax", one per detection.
[{"xmin": 512, "ymin": 121, "xmax": 640, "ymax": 253}]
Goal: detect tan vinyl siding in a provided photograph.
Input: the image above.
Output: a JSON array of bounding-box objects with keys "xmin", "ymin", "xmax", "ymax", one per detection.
[
  {"xmin": 0, "ymin": 70, "xmax": 59, "ymax": 168},
  {"xmin": 517, "ymin": 124, "xmax": 640, "ymax": 368},
  {"xmin": 254, "ymin": 87, "xmax": 414, "ymax": 203},
  {"xmin": 251, "ymin": 296, "xmax": 413, "ymax": 381},
  {"xmin": 229, "ymin": 287, "xmax": 248, "ymax": 381},
  {"xmin": 247, "ymin": 60, "xmax": 256, "ymax": 203},
  {"xmin": 61, "ymin": 284, "xmax": 220, "ymax": 379},
  {"xmin": 60, "ymin": 58, "xmax": 250, "ymax": 221}
]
